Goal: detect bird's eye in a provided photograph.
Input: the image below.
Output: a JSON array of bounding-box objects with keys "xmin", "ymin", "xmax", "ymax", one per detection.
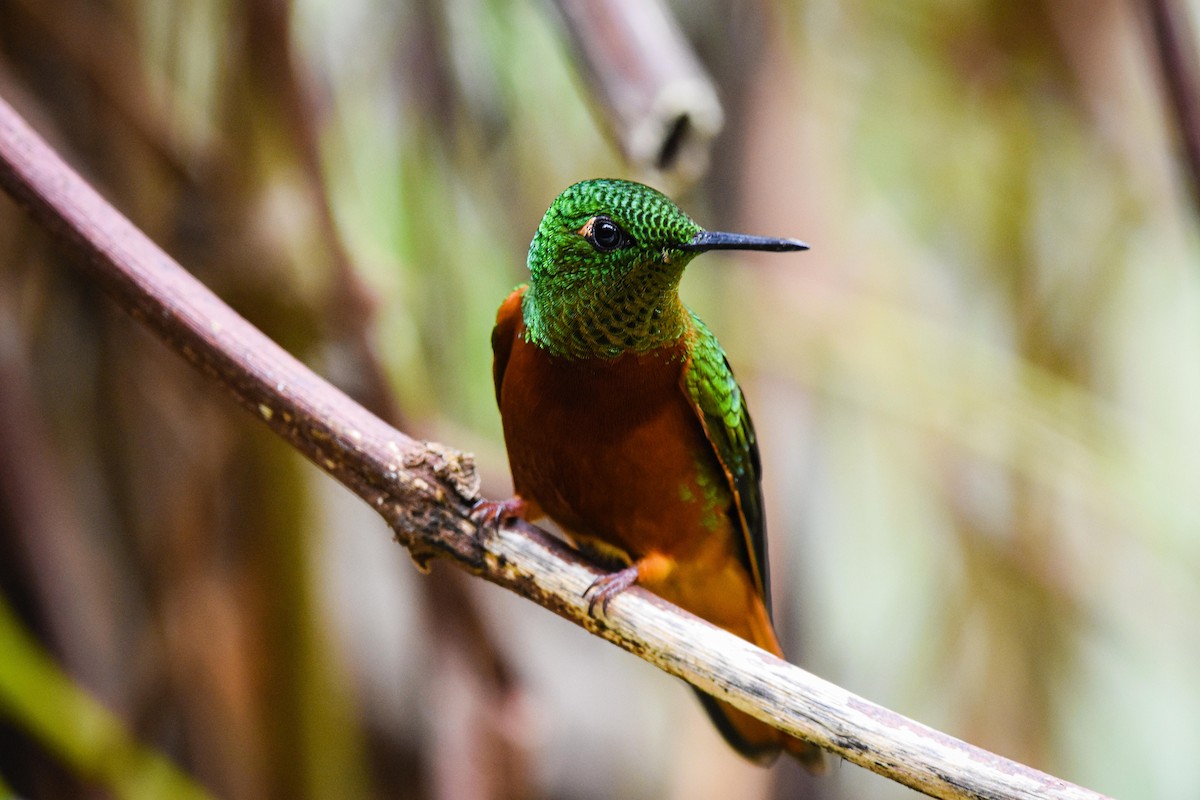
[{"xmin": 583, "ymin": 215, "xmax": 629, "ymax": 253}]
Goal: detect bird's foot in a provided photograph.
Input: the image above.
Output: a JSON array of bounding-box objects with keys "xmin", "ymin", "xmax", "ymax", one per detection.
[
  {"xmin": 582, "ymin": 553, "xmax": 674, "ymax": 618},
  {"xmin": 583, "ymin": 564, "xmax": 640, "ymax": 617},
  {"xmin": 469, "ymin": 496, "xmax": 527, "ymax": 539}
]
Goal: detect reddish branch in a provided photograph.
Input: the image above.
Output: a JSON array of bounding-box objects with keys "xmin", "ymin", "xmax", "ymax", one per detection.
[{"xmin": 0, "ymin": 94, "xmax": 1114, "ymax": 800}]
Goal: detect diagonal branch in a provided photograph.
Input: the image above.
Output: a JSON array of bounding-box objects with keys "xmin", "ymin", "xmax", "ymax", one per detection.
[{"xmin": 0, "ymin": 94, "xmax": 1112, "ymax": 800}]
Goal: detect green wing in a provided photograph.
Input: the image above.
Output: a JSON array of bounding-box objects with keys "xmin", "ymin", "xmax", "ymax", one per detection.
[{"xmin": 681, "ymin": 311, "xmax": 770, "ymax": 612}]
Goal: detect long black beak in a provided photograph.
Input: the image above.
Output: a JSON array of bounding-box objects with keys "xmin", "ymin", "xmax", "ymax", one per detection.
[{"xmin": 681, "ymin": 230, "xmax": 809, "ymax": 253}]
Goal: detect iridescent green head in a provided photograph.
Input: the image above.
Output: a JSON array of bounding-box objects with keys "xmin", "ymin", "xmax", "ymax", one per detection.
[{"xmin": 522, "ymin": 179, "xmax": 807, "ymax": 359}]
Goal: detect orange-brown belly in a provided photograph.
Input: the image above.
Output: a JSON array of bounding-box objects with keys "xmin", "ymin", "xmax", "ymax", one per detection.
[
  {"xmin": 499, "ymin": 336, "xmax": 730, "ymax": 566},
  {"xmin": 497, "ymin": 332, "xmax": 824, "ymax": 765}
]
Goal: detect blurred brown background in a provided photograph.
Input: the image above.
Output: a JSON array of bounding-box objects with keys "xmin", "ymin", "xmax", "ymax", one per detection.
[{"xmin": 1, "ymin": 1, "xmax": 1198, "ymax": 798}]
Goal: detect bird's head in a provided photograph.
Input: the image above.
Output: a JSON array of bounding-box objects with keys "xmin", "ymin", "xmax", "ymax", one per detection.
[{"xmin": 522, "ymin": 179, "xmax": 806, "ymax": 359}]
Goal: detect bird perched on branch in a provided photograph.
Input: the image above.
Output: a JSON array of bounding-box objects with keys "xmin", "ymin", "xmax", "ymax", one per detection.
[{"xmin": 475, "ymin": 178, "xmax": 822, "ymax": 768}]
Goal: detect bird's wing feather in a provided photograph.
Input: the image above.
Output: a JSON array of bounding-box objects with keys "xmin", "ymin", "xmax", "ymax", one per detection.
[
  {"xmin": 680, "ymin": 312, "xmax": 770, "ymax": 612},
  {"xmin": 491, "ymin": 285, "xmax": 527, "ymax": 404}
]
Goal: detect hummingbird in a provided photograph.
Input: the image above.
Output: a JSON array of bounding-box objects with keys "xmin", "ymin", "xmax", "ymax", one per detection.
[{"xmin": 474, "ymin": 178, "xmax": 822, "ymax": 768}]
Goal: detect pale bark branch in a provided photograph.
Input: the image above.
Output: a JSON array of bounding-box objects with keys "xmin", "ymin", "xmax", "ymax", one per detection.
[{"xmin": 0, "ymin": 94, "xmax": 1113, "ymax": 800}]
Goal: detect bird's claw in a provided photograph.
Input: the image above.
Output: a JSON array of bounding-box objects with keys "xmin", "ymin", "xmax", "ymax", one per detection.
[
  {"xmin": 469, "ymin": 497, "xmax": 525, "ymax": 539},
  {"xmin": 583, "ymin": 566, "xmax": 639, "ymax": 618}
]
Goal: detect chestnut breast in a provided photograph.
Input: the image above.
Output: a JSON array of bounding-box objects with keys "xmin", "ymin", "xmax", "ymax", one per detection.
[{"xmin": 498, "ymin": 329, "xmax": 733, "ymax": 561}]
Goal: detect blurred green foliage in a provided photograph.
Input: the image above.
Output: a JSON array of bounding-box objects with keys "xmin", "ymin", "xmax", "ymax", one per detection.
[{"xmin": 0, "ymin": 597, "xmax": 212, "ymax": 799}]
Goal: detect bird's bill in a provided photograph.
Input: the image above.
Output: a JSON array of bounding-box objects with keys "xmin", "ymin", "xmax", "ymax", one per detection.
[{"xmin": 681, "ymin": 230, "xmax": 809, "ymax": 253}]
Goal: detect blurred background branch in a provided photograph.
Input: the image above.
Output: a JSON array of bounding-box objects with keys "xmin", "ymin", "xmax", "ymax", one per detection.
[
  {"xmin": 549, "ymin": 0, "xmax": 724, "ymax": 184},
  {"xmin": 1144, "ymin": 0, "xmax": 1200, "ymax": 211}
]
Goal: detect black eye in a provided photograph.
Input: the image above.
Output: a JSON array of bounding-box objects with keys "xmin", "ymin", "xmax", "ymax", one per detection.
[{"xmin": 586, "ymin": 215, "xmax": 628, "ymax": 252}]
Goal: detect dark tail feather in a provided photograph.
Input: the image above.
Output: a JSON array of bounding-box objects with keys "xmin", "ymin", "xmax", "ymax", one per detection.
[{"xmin": 692, "ymin": 689, "xmax": 826, "ymax": 771}]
